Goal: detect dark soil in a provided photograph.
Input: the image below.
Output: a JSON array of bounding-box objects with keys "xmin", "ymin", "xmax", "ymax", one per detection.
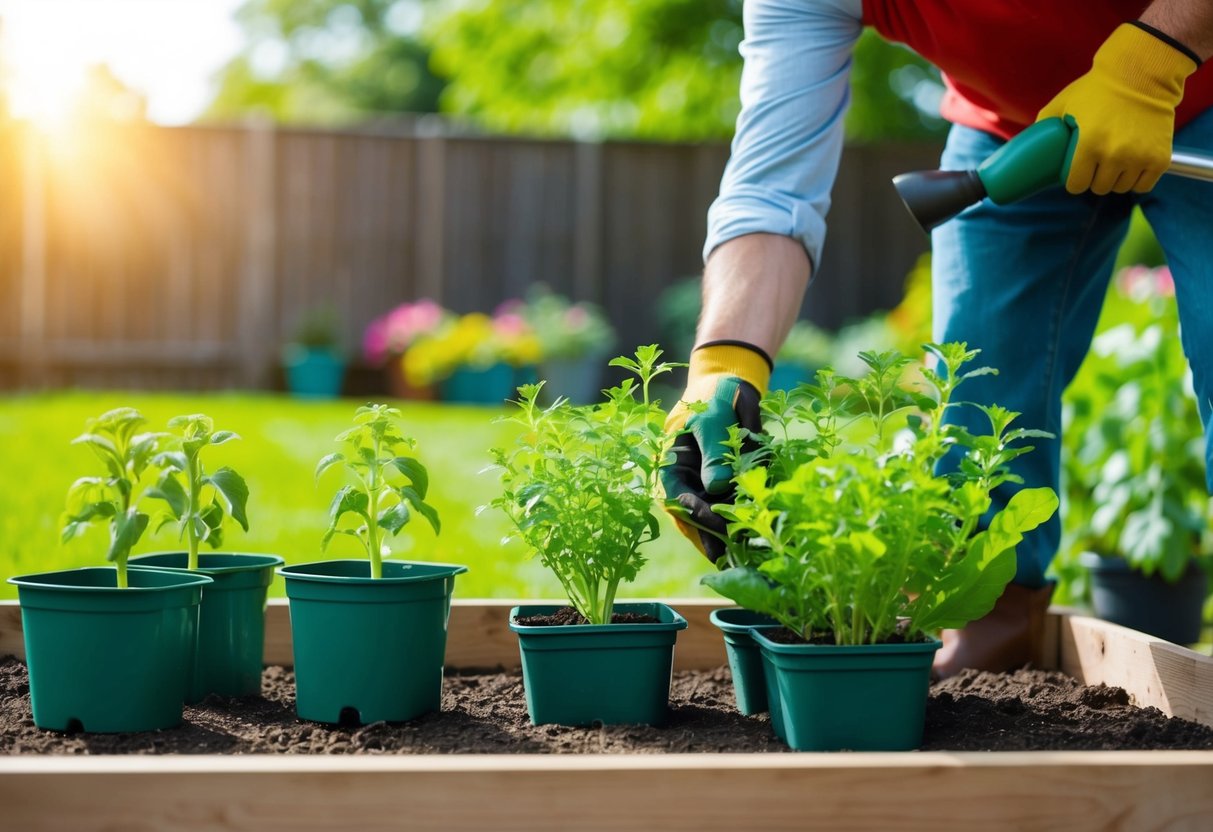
[
  {"xmin": 763, "ymin": 626, "xmax": 922, "ymax": 646},
  {"xmin": 1, "ymin": 657, "xmax": 1210, "ymax": 754},
  {"xmin": 514, "ymin": 607, "xmax": 660, "ymax": 626}
]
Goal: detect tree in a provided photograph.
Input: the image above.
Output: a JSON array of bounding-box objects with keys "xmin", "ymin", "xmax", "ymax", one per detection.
[
  {"xmin": 206, "ymin": 0, "xmax": 444, "ymax": 123},
  {"xmin": 424, "ymin": 0, "xmax": 946, "ymax": 142}
]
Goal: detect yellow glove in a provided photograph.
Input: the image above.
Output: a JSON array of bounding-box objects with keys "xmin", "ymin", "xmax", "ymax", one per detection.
[
  {"xmin": 660, "ymin": 342, "xmax": 771, "ymax": 561},
  {"xmin": 1037, "ymin": 22, "xmax": 1199, "ymax": 196}
]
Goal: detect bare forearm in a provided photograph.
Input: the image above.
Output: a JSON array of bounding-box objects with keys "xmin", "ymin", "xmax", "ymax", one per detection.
[
  {"xmin": 696, "ymin": 233, "xmax": 811, "ymax": 358},
  {"xmin": 1141, "ymin": 0, "xmax": 1213, "ymax": 60}
]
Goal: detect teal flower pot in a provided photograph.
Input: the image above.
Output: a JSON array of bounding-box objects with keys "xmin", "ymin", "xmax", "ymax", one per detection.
[
  {"xmin": 768, "ymin": 362, "xmax": 813, "ymax": 392},
  {"xmin": 130, "ymin": 552, "xmax": 284, "ymax": 701},
  {"xmin": 441, "ymin": 363, "xmax": 515, "ymax": 405},
  {"xmin": 279, "ymin": 559, "xmax": 467, "ymax": 725},
  {"xmin": 1080, "ymin": 552, "xmax": 1209, "ymax": 644},
  {"xmin": 283, "ymin": 346, "xmax": 346, "ymax": 399},
  {"xmin": 708, "ymin": 608, "xmax": 780, "ymax": 716},
  {"xmin": 7, "ymin": 566, "xmax": 213, "ymax": 733},
  {"xmin": 760, "ymin": 648, "xmax": 787, "ymax": 742},
  {"xmin": 509, "ymin": 602, "xmax": 688, "ymax": 726},
  {"xmin": 753, "ymin": 630, "xmax": 942, "ymax": 751}
]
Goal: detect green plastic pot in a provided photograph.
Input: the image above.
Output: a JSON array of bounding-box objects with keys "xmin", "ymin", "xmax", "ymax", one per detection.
[
  {"xmin": 708, "ymin": 608, "xmax": 780, "ymax": 716},
  {"xmin": 279, "ymin": 559, "xmax": 467, "ymax": 725},
  {"xmin": 7, "ymin": 566, "xmax": 212, "ymax": 733},
  {"xmin": 130, "ymin": 552, "xmax": 284, "ymax": 701},
  {"xmin": 753, "ymin": 629, "xmax": 942, "ymax": 751},
  {"xmin": 509, "ymin": 602, "xmax": 688, "ymax": 726}
]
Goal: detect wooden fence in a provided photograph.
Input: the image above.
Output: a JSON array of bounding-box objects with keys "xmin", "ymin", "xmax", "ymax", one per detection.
[{"xmin": 0, "ymin": 119, "xmax": 941, "ymax": 390}]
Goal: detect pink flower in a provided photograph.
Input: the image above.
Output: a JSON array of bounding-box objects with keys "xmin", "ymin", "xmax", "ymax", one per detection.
[
  {"xmin": 564, "ymin": 306, "xmax": 589, "ymax": 329},
  {"xmin": 362, "ymin": 318, "xmax": 390, "ymax": 364},
  {"xmin": 1154, "ymin": 266, "xmax": 1175, "ymax": 298},
  {"xmin": 493, "ymin": 312, "xmax": 529, "ymax": 338}
]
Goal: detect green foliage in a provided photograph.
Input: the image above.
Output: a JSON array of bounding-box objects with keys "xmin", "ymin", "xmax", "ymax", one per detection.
[
  {"xmin": 61, "ymin": 408, "xmax": 162, "ymax": 588},
  {"xmin": 776, "ymin": 321, "xmax": 834, "ymax": 371},
  {"xmin": 317, "ymin": 403, "xmax": 440, "ymax": 578},
  {"xmin": 148, "ymin": 415, "xmax": 250, "ymax": 571},
  {"xmin": 489, "ymin": 346, "xmax": 679, "ymax": 624},
  {"xmin": 1061, "ymin": 268, "xmax": 1207, "ymax": 582},
  {"xmin": 700, "ymin": 343, "xmax": 1058, "ymax": 644},
  {"xmin": 207, "ymin": 0, "xmax": 444, "ymax": 123},
  {"xmin": 425, "ymin": 4, "xmax": 946, "ymax": 141}
]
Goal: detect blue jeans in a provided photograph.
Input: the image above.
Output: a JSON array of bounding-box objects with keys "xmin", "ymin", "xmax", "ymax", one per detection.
[{"xmin": 931, "ymin": 108, "xmax": 1213, "ymax": 588}]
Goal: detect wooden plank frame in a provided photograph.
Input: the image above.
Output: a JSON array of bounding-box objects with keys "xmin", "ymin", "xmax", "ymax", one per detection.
[{"xmin": 1, "ymin": 599, "xmax": 1212, "ymax": 832}]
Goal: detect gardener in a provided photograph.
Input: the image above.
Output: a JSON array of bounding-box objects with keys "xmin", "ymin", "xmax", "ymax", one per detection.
[{"xmin": 662, "ymin": 1, "xmax": 1213, "ymax": 677}]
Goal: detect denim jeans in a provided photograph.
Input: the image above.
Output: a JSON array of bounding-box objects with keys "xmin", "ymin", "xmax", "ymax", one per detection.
[{"xmin": 931, "ymin": 108, "xmax": 1213, "ymax": 588}]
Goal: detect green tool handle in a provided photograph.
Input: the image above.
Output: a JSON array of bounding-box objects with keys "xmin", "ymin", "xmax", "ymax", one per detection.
[{"xmin": 979, "ymin": 117, "xmax": 1213, "ymax": 204}]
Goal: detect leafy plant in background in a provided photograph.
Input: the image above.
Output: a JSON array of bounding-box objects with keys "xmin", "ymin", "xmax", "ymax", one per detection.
[
  {"xmin": 1062, "ymin": 266, "xmax": 1208, "ymax": 582},
  {"xmin": 316, "ymin": 404, "xmax": 440, "ymax": 579},
  {"xmin": 701, "ymin": 343, "xmax": 1058, "ymax": 645},
  {"xmin": 61, "ymin": 408, "xmax": 162, "ymax": 588},
  {"xmin": 489, "ymin": 346, "xmax": 679, "ymax": 624},
  {"xmin": 512, "ymin": 285, "xmax": 615, "ymax": 361},
  {"xmin": 776, "ymin": 321, "xmax": 834, "ymax": 372},
  {"xmin": 289, "ymin": 305, "xmax": 343, "ymax": 352},
  {"xmin": 147, "ymin": 415, "xmax": 250, "ymax": 571}
]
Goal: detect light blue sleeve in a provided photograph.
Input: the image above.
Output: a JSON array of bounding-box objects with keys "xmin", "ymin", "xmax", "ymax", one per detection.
[{"xmin": 704, "ymin": 0, "xmax": 863, "ymax": 270}]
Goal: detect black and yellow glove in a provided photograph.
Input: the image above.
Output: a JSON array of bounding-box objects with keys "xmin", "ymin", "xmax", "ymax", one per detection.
[
  {"xmin": 659, "ymin": 341, "xmax": 771, "ymax": 562},
  {"xmin": 1037, "ymin": 21, "xmax": 1200, "ymax": 195}
]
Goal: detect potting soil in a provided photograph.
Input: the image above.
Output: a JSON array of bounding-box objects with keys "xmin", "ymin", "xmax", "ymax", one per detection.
[{"xmin": 0, "ymin": 658, "xmax": 1210, "ymax": 754}]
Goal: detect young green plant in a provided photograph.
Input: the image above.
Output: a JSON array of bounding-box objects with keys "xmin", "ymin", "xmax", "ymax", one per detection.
[
  {"xmin": 147, "ymin": 414, "xmax": 250, "ymax": 570},
  {"xmin": 316, "ymin": 403, "xmax": 440, "ymax": 578},
  {"xmin": 61, "ymin": 408, "xmax": 162, "ymax": 588},
  {"xmin": 488, "ymin": 345, "xmax": 679, "ymax": 625},
  {"xmin": 701, "ymin": 343, "xmax": 1060, "ymax": 645}
]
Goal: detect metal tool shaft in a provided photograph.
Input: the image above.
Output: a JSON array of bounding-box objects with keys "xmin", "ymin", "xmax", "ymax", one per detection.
[{"xmin": 1169, "ymin": 148, "xmax": 1213, "ymax": 183}]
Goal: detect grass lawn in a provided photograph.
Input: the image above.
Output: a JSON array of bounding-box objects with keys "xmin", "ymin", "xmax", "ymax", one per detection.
[{"xmin": 0, "ymin": 392, "xmax": 714, "ymax": 601}]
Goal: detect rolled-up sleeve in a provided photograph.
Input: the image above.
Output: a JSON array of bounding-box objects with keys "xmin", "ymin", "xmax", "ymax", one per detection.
[{"xmin": 704, "ymin": 0, "xmax": 863, "ymax": 270}]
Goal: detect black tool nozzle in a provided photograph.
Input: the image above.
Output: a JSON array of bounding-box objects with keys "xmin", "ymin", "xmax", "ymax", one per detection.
[{"xmin": 891, "ymin": 169, "xmax": 987, "ymax": 234}]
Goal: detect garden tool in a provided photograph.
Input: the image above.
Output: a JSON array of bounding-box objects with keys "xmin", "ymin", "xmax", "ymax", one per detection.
[{"xmin": 892, "ymin": 116, "xmax": 1213, "ymax": 233}]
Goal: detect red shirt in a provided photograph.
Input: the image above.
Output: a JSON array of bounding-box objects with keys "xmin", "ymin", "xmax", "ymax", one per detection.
[{"xmin": 863, "ymin": 0, "xmax": 1213, "ymax": 139}]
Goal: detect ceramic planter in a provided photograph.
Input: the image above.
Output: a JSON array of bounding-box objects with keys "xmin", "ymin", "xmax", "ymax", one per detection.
[
  {"xmin": 7, "ymin": 566, "xmax": 212, "ymax": 733},
  {"xmin": 753, "ymin": 629, "xmax": 941, "ymax": 751},
  {"xmin": 283, "ymin": 346, "xmax": 346, "ymax": 399},
  {"xmin": 509, "ymin": 602, "xmax": 688, "ymax": 726},
  {"xmin": 1080, "ymin": 552, "xmax": 1209, "ymax": 644},
  {"xmin": 708, "ymin": 608, "xmax": 780, "ymax": 716},
  {"xmin": 278, "ymin": 559, "xmax": 467, "ymax": 725},
  {"xmin": 768, "ymin": 361, "xmax": 813, "ymax": 393},
  {"xmin": 130, "ymin": 552, "xmax": 284, "ymax": 701}
]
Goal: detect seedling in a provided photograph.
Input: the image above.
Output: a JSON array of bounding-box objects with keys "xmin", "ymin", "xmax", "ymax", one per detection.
[
  {"xmin": 148, "ymin": 414, "xmax": 250, "ymax": 570},
  {"xmin": 701, "ymin": 343, "xmax": 1060, "ymax": 645},
  {"xmin": 61, "ymin": 408, "xmax": 162, "ymax": 588},
  {"xmin": 489, "ymin": 345, "xmax": 679, "ymax": 625},
  {"xmin": 316, "ymin": 404, "xmax": 440, "ymax": 578}
]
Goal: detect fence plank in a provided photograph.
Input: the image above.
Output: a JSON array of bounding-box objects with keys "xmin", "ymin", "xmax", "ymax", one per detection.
[{"xmin": 0, "ymin": 121, "xmax": 939, "ymax": 390}]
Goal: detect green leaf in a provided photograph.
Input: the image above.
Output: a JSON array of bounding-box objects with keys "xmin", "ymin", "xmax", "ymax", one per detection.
[
  {"xmin": 146, "ymin": 471, "xmax": 188, "ymax": 519},
  {"xmin": 377, "ymin": 501, "xmax": 411, "ymax": 536},
  {"xmin": 210, "ymin": 430, "xmax": 239, "ymax": 445},
  {"xmin": 701, "ymin": 566, "xmax": 777, "ymax": 614},
  {"xmin": 205, "ymin": 467, "xmax": 250, "ymax": 532},
  {"xmin": 107, "ymin": 510, "xmax": 149, "ymax": 564},
  {"xmin": 314, "ymin": 452, "xmax": 345, "ymax": 481},
  {"xmin": 328, "ymin": 485, "xmax": 369, "ymax": 522},
  {"xmin": 389, "ymin": 456, "xmax": 429, "ymax": 500},
  {"xmin": 399, "ymin": 485, "xmax": 441, "ymax": 535},
  {"xmin": 152, "ymin": 451, "xmax": 188, "ymax": 472}
]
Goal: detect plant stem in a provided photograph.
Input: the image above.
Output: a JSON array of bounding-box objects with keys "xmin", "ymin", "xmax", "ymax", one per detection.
[
  {"xmin": 367, "ymin": 432, "xmax": 383, "ymax": 579},
  {"xmin": 116, "ymin": 558, "xmax": 128, "ymax": 589},
  {"xmin": 186, "ymin": 452, "xmax": 201, "ymax": 571}
]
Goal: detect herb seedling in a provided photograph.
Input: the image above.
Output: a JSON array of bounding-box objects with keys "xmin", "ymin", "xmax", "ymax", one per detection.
[
  {"xmin": 61, "ymin": 408, "xmax": 162, "ymax": 588},
  {"xmin": 316, "ymin": 404, "xmax": 440, "ymax": 578},
  {"xmin": 489, "ymin": 345, "xmax": 679, "ymax": 625},
  {"xmin": 701, "ymin": 343, "xmax": 1060, "ymax": 645},
  {"xmin": 146, "ymin": 414, "xmax": 250, "ymax": 571}
]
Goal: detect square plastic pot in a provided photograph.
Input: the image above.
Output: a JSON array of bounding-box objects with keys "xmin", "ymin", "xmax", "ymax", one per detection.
[
  {"xmin": 1079, "ymin": 552, "xmax": 1209, "ymax": 644},
  {"xmin": 7, "ymin": 566, "xmax": 212, "ymax": 733},
  {"xmin": 278, "ymin": 559, "xmax": 467, "ymax": 725},
  {"xmin": 708, "ymin": 608, "xmax": 780, "ymax": 716},
  {"xmin": 753, "ymin": 629, "xmax": 941, "ymax": 751},
  {"xmin": 130, "ymin": 552, "xmax": 284, "ymax": 701},
  {"xmin": 509, "ymin": 602, "xmax": 688, "ymax": 726}
]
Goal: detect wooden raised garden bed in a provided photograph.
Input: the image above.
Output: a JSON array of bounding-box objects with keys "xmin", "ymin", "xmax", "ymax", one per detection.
[{"xmin": 0, "ymin": 598, "xmax": 1211, "ymax": 832}]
